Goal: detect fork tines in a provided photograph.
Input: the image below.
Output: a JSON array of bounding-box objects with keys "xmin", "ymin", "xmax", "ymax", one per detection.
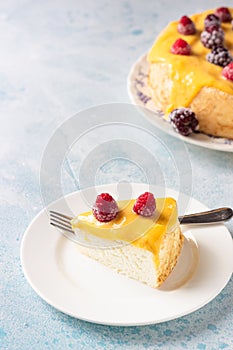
[{"xmin": 50, "ymin": 210, "xmax": 75, "ymax": 234}]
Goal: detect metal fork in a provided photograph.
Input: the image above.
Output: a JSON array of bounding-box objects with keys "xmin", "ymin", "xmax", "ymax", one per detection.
[
  {"xmin": 50, "ymin": 210, "xmax": 74, "ymax": 234},
  {"xmin": 49, "ymin": 207, "xmax": 233, "ymax": 235}
]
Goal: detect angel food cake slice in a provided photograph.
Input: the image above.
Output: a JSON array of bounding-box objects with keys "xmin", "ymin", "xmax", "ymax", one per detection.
[
  {"xmin": 71, "ymin": 192, "xmax": 184, "ymax": 288},
  {"xmin": 147, "ymin": 7, "xmax": 233, "ymax": 138}
]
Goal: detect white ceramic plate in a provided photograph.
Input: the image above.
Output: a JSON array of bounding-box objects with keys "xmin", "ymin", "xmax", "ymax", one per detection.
[
  {"xmin": 21, "ymin": 183, "xmax": 233, "ymax": 326},
  {"xmin": 127, "ymin": 54, "xmax": 233, "ymax": 152}
]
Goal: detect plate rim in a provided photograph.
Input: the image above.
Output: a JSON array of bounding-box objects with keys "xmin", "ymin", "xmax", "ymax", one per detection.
[
  {"xmin": 127, "ymin": 53, "xmax": 233, "ymax": 153},
  {"xmin": 20, "ymin": 183, "xmax": 233, "ymax": 326}
]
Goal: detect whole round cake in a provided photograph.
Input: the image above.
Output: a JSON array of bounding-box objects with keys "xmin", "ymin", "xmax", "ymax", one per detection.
[{"xmin": 147, "ymin": 7, "xmax": 233, "ymax": 138}]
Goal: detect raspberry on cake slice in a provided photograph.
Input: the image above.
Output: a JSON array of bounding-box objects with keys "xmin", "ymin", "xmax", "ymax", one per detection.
[
  {"xmin": 92, "ymin": 193, "xmax": 118, "ymax": 222},
  {"xmin": 71, "ymin": 193, "xmax": 184, "ymax": 288},
  {"xmin": 133, "ymin": 192, "xmax": 156, "ymax": 217}
]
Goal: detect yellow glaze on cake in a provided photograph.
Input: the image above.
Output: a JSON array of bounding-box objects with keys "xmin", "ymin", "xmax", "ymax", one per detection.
[
  {"xmin": 71, "ymin": 197, "xmax": 178, "ymax": 264},
  {"xmin": 147, "ymin": 8, "xmax": 233, "ymax": 114}
]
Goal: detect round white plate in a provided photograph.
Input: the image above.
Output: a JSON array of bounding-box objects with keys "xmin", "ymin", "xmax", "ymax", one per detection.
[
  {"xmin": 127, "ymin": 54, "xmax": 233, "ymax": 152},
  {"xmin": 21, "ymin": 183, "xmax": 233, "ymax": 326}
]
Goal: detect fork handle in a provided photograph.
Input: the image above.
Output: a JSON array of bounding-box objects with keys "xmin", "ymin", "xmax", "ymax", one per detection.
[{"xmin": 178, "ymin": 207, "xmax": 233, "ymax": 224}]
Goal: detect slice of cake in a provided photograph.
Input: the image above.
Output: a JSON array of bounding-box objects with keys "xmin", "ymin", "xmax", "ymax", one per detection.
[
  {"xmin": 71, "ymin": 192, "xmax": 184, "ymax": 288},
  {"xmin": 147, "ymin": 7, "xmax": 233, "ymax": 138}
]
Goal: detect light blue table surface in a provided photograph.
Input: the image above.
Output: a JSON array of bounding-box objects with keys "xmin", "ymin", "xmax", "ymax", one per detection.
[{"xmin": 1, "ymin": 0, "xmax": 233, "ymax": 349}]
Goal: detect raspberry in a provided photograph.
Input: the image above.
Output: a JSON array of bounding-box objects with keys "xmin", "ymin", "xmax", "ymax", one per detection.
[
  {"xmin": 169, "ymin": 108, "xmax": 199, "ymax": 136},
  {"xmin": 222, "ymin": 62, "xmax": 233, "ymax": 81},
  {"xmin": 92, "ymin": 193, "xmax": 118, "ymax": 222},
  {"xmin": 177, "ymin": 15, "xmax": 196, "ymax": 35},
  {"xmin": 133, "ymin": 192, "xmax": 156, "ymax": 217},
  {"xmin": 215, "ymin": 7, "xmax": 232, "ymax": 22},
  {"xmin": 170, "ymin": 38, "xmax": 191, "ymax": 55},
  {"xmin": 207, "ymin": 46, "xmax": 233, "ymax": 67},
  {"xmin": 204, "ymin": 14, "xmax": 221, "ymax": 29},
  {"xmin": 200, "ymin": 27, "xmax": 224, "ymax": 48}
]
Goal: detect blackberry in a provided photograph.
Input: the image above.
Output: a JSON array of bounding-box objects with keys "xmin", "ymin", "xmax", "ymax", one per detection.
[
  {"xmin": 169, "ymin": 108, "xmax": 199, "ymax": 137},
  {"xmin": 204, "ymin": 14, "xmax": 221, "ymax": 29},
  {"xmin": 207, "ymin": 46, "xmax": 233, "ymax": 67},
  {"xmin": 200, "ymin": 27, "xmax": 224, "ymax": 48}
]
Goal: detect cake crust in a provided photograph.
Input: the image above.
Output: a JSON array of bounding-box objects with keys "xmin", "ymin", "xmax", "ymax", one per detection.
[
  {"xmin": 149, "ymin": 63, "xmax": 233, "ymax": 138},
  {"xmin": 157, "ymin": 226, "xmax": 184, "ymax": 286}
]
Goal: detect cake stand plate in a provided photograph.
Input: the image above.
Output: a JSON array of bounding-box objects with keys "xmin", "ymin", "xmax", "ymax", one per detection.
[{"xmin": 127, "ymin": 54, "xmax": 233, "ymax": 152}]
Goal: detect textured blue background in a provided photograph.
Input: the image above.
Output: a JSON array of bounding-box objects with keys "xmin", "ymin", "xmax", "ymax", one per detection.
[{"xmin": 1, "ymin": 0, "xmax": 233, "ymax": 349}]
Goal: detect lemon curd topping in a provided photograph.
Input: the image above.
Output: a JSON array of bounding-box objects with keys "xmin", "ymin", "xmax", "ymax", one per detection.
[
  {"xmin": 147, "ymin": 9, "xmax": 233, "ymax": 114},
  {"xmin": 71, "ymin": 197, "xmax": 178, "ymax": 261}
]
